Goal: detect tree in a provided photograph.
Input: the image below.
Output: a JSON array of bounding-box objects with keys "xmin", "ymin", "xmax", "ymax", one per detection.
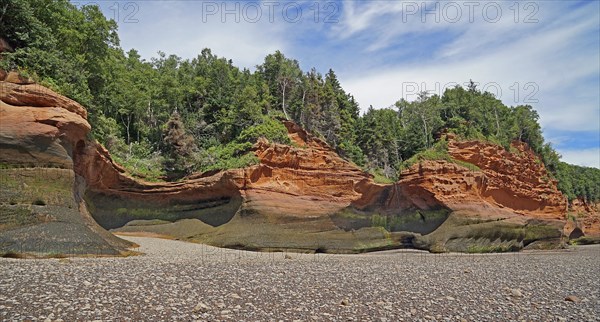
[
  {"xmin": 511, "ymin": 105, "xmax": 543, "ymax": 152},
  {"xmin": 162, "ymin": 111, "xmax": 197, "ymax": 179},
  {"xmin": 401, "ymin": 91, "xmax": 443, "ymax": 149},
  {"xmin": 256, "ymin": 51, "xmax": 302, "ymax": 119},
  {"xmin": 357, "ymin": 106, "xmax": 404, "ymax": 177}
]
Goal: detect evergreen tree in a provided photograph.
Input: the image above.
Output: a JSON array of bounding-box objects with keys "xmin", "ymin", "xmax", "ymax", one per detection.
[{"xmin": 162, "ymin": 111, "xmax": 197, "ymax": 179}]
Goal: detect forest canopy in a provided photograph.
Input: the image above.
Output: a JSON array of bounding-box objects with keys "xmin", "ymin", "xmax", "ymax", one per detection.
[{"xmin": 0, "ymin": 0, "xmax": 598, "ymax": 203}]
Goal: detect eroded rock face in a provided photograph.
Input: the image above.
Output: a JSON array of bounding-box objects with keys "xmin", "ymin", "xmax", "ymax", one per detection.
[
  {"xmin": 246, "ymin": 123, "xmax": 372, "ymax": 217},
  {"xmin": 385, "ymin": 157, "xmax": 564, "ymax": 252},
  {"xmin": 448, "ymin": 136, "xmax": 567, "ymax": 218},
  {"xmin": 0, "ymin": 74, "xmax": 571, "ymax": 253},
  {"xmin": 567, "ymin": 198, "xmax": 600, "ymax": 237},
  {"xmin": 398, "ymin": 161, "xmax": 488, "ymax": 213},
  {"xmin": 0, "ymin": 74, "xmax": 132, "ymax": 256},
  {"xmin": 0, "ymin": 81, "xmax": 90, "ymax": 168},
  {"xmin": 95, "ymin": 122, "xmax": 569, "ymax": 252}
]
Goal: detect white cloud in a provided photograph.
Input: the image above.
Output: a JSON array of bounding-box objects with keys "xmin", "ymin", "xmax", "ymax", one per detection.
[
  {"xmin": 340, "ymin": 1, "xmax": 600, "ymax": 133},
  {"xmin": 334, "ymin": 1, "xmax": 404, "ymax": 40},
  {"xmin": 113, "ymin": 1, "xmax": 288, "ymax": 69},
  {"xmin": 559, "ymin": 148, "xmax": 600, "ymax": 169}
]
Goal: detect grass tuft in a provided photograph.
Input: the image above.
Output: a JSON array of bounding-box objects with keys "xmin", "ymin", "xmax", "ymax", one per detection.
[{"xmin": 400, "ymin": 139, "xmax": 481, "ymax": 172}]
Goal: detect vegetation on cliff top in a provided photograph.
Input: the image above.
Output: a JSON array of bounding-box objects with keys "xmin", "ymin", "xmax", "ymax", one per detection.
[{"xmin": 1, "ymin": 0, "xmax": 598, "ymax": 203}]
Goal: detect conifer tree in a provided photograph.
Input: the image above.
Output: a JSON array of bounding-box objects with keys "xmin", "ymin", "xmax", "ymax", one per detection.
[{"xmin": 163, "ymin": 111, "xmax": 196, "ymax": 179}]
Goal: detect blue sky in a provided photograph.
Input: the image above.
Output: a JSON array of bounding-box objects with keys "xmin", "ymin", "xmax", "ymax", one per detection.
[{"xmin": 80, "ymin": 0, "xmax": 599, "ymax": 168}]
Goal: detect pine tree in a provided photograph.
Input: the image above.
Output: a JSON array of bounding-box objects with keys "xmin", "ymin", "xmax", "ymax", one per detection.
[{"xmin": 163, "ymin": 111, "xmax": 197, "ymax": 179}]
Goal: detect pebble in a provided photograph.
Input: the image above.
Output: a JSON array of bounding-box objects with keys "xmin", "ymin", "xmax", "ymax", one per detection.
[
  {"xmin": 510, "ymin": 289, "xmax": 523, "ymax": 297},
  {"xmin": 565, "ymin": 295, "xmax": 580, "ymax": 303},
  {"xmin": 192, "ymin": 302, "xmax": 210, "ymax": 313},
  {"xmin": 0, "ymin": 237, "xmax": 597, "ymax": 321}
]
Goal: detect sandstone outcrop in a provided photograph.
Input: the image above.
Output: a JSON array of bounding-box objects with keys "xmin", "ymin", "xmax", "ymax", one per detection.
[
  {"xmin": 0, "ymin": 73, "xmax": 575, "ymax": 254},
  {"xmin": 95, "ymin": 122, "xmax": 568, "ymax": 252},
  {"xmin": 566, "ymin": 198, "xmax": 600, "ymax": 237},
  {"xmin": 447, "ymin": 136, "xmax": 567, "ymax": 218},
  {"xmin": 0, "ymin": 73, "xmax": 132, "ymax": 256}
]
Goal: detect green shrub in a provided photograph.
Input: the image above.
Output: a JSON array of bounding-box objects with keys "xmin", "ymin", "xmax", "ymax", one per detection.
[
  {"xmin": 338, "ymin": 142, "xmax": 365, "ymax": 167},
  {"xmin": 369, "ymin": 169, "xmax": 396, "ymax": 184},
  {"xmin": 237, "ymin": 117, "xmax": 291, "ymax": 145},
  {"xmin": 199, "ymin": 142, "xmax": 259, "ymax": 172},
  {"xmin": 112, "ymin": 151, "xmax": 165, "ymax": 182},
  {"xmin": 399, "ymin": 139, "xmax": 480, "ymax": 172}
]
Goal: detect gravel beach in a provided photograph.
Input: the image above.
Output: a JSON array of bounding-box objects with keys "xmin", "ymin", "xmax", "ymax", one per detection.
[{"xmin": 1, "ymin": 236, "xmax": 598, "ymax": 321}]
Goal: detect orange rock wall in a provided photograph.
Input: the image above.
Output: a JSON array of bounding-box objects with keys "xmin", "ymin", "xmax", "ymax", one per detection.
[
  {"xmin": 569, "ymin": 198, "xmax": 600, "ymax": 236},
  {"xmin": 0, "ymin": 73, "xmax": 90, "ymax": 168},
  {"xmin": 448, "ymin": 137, "xmax": 567, "ymax": 219},
  {"xmin": 1, "ymin": 73, "xmax": 579, "ymax": 248}
]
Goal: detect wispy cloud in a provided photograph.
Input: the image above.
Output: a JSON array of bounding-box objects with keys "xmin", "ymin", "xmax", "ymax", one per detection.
[{"xmin": 559, "ymin": 148, "xmax": 600, "ymax": 169}]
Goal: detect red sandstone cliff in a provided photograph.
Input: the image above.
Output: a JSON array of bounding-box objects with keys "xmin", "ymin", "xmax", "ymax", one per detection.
[
  {"xmin": 0, "ymin": 72, "xmax": 132, "ymax": 255},
  {"xmin": 567, "ymin": 199, "xmax": 600, "ymax": 237},
  {"xmin": 448, "ymin": 136, "xmax": 567, "ymax": 218},
  {"xmin": 2, "ymin": 73, "xmax": 592, "ymax": 254}
]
